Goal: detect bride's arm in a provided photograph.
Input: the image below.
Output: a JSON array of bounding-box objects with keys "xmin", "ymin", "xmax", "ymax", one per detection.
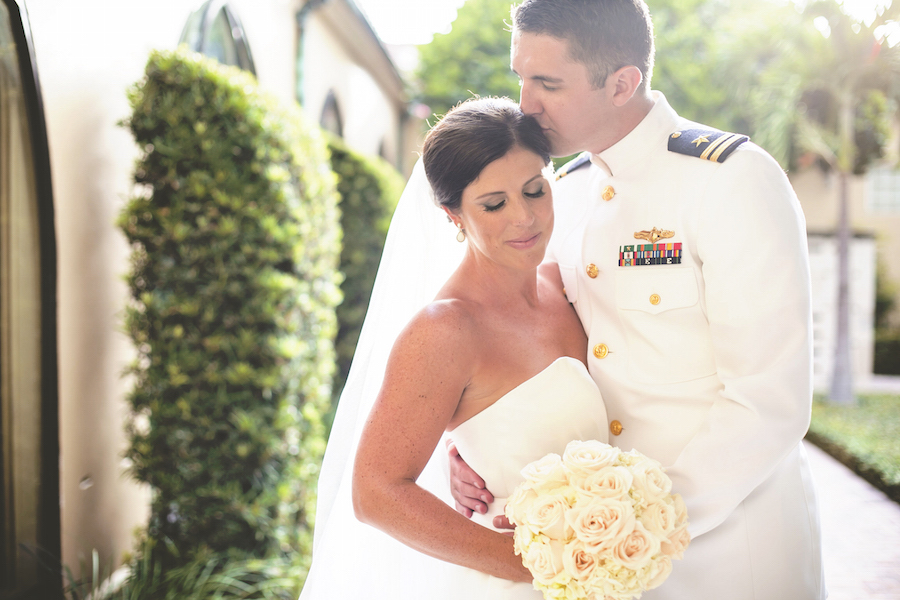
[{"xmin": 352, "ymin": 301, "xmax": 531, "ymax": 583}]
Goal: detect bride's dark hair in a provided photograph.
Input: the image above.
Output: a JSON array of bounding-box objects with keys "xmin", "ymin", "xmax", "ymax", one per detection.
[{"xmin": 422, "ymin": 97, "xmax": 551, "ymax": 211}]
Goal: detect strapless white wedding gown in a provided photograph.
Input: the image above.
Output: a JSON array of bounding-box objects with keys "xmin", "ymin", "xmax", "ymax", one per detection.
[{"xmin": 299, "ymin": 356, "xmax": 608, "ymax": 600}]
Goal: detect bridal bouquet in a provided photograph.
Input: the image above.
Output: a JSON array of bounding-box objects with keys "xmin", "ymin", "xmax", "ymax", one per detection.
[{"xmin": 505, "ymin": 440, "xmax": 689, "ymax": 600}]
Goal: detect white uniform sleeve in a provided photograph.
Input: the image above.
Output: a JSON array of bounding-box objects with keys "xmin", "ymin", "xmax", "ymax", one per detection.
[{"xmin": 665, "ymin": 145, "xmax": 813, "ymax": 537}]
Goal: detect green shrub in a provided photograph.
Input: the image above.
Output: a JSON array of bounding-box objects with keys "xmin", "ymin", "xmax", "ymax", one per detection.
[
  {"xmin": 808, "ymin": 393, "xmax": 900, "ymax": 503},
  {"xmin": 327, "ymin": 136, "xmax": 404, "ymax": 424},
  {"xmin": 118, "ymin": 47, "xmax": 341, "ymax": 570},
  {"xmin": 874, "ymin": 330, "xmax": 900, "ymax": 375}
]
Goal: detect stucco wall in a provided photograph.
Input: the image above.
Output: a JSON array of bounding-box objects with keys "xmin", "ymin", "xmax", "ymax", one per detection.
[
  {"xmin": 26, "ymin": 0, "xmax": 304, "ymax": 577},
  {"xmin": 302, "ymin": 15, "xmax": 403, "ymax": 165}
]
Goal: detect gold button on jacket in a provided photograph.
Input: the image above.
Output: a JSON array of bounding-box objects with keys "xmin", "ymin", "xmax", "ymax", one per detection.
[
  {"xmin": 610, "ymin": 420, "xmax": 623, "ymax": 436},
  {"xmin": 650, "ymin": 293, "xmax": 661, "ymax": 305},
  {"xmin": 602, "ymin": 185, "xmax": 615, "ymax": 201},
  {"xmin": 586, "ymin": 263, "xmax": 599, "ymax": 278},
  {"xmin": 593, "ymin": 343, "xmax": 609, "ymax": 359}
]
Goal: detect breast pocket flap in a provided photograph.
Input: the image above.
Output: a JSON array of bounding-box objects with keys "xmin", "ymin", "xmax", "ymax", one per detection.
[{"xmin": 615, "ymin": 267, "xmax": 699, "ymax": 315}]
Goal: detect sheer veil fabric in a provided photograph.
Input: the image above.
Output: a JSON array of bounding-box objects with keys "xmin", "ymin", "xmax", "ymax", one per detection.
[{"xmin": 299, "ymin": 159, "xmax": 470, "ymax": 598}]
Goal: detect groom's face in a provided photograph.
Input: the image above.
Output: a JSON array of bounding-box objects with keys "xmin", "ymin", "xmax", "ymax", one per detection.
[{"xmin": 511, "ymin": 31, "xmax": 617, "ymax": 157}]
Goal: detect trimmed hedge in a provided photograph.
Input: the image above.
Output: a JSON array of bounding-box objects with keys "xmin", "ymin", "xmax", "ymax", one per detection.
[
  {"xmin": 808, "ymin": 393, "xmax": 900, "ymax": 504},
  {"xmin": 327, "ymin": 136, "xmax": 404, "ymax": 424},
  {"xmin": 874, "ymin": 331, "xmax": 900, "ymax": 375},
  {"xmin": 118, "ymin": 48, "xmax": 341, "ymax": 569}
]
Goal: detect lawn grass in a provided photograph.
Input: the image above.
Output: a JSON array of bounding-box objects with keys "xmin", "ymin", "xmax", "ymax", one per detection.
[{"xmin": 807, "ymin": 392, "xmax": 900, "ymax": 503}]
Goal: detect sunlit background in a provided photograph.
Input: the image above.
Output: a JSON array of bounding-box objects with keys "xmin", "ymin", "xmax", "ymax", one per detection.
[{"xmin": 357, "ymin": 0, "xmax": 897, "ymax": 45}]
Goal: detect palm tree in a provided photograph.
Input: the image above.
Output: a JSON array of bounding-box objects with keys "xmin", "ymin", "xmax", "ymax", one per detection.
[{"xmin": 719, "ymin": 0, "xmax": 900, "ymax": 403}]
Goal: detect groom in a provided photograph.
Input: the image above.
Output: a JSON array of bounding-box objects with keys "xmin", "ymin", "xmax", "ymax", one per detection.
[{"xmin": 449, "ymin": 1, "xmax": 825, "ymax": 598}]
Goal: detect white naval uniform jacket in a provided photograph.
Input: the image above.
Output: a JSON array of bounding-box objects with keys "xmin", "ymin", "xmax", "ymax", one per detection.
[{"xmin": 548, "ymin": 92, "xmax": 825, "ymax": 600}]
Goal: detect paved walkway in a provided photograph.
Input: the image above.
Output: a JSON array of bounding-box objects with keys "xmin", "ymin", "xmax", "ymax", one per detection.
[
  {"xmin": 857, "ymin": 375, "xmax": 900, "ymax": 395},
  {"xmin": 806, "ymin": 442, "xmax": 900, "ymax": 599}
]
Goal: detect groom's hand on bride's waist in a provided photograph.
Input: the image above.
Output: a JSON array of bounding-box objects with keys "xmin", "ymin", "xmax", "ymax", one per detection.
[
  {"xmin": 493, "ymin": 515, "xmax": 514, "ymax": 532},
  {"xmin": 447, "ymin": 438, "xmax": 494, "ymax": 518}
]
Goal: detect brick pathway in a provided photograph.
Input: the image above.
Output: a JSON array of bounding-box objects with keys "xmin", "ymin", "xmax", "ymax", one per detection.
[{"xmin": 806, "ymin": 442, "xmax": 900, "ymax": 599}]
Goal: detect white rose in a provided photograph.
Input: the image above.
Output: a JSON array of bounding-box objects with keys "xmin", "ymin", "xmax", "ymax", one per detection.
[
  {"xmin": 521, "ymin": 453, "xmax": 568, "ymax": 488},
  {"xmin": 506, "ymin": 484, "xmax": 539, "ymax": 526},
  {"xmin": 563, "ymin": 441, "xmax": 620, "ymax": 490},
  {"xmin": 561, "ymin": 540, "xmax": 602, "ymax": 583},
  {"xmin": 639, "ymin": 500, "xmax": 677, "ymax": 537},
  {"xmin": 611, "ymin": 521, "xmax": 660, "ymax": 571},
  {"xmin": 566, "ymin": 498, "xmax": 636, "ymax": 553},
  {"xmin": 523, "ymin": 538, "xmax": 568, "ymax": 586},
  {"xmin": 660, "ymin": 524, "xmax": 691, "ymax": 560},
  {"xmin": 574, "ymin": 466, "xmax": 633, "ymax": 502},
  {"xmin": 525, "ymin": 490, "xmax": 573, "ymax": 540},
  {"xmin": 630, "ymin": 457, "xmax": 672, "ymax": 500},
  {"xmin": 513, "ymin": 524, "xmax": 532, "ymax": 556},
  {"xmin": 646, "ymin": 556, "xmax": 673, "ymax": 590}
]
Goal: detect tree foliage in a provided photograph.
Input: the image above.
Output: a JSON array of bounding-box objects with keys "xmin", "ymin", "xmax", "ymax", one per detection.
[{"xmin": 415, "ymin": 0, "xmax": 520, "ymax": 119}]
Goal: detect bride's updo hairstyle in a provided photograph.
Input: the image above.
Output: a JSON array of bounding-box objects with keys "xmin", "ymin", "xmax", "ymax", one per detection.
[{"xmin": 422, "ymin": 97, "xmax": 551, "ymax": 212}]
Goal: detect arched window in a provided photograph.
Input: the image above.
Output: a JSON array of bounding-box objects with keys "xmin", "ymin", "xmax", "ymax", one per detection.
[
  {"xmin": 320, "ymin": 90, "xmax": 343, "ymax": 138},
  {"xmin": 0, "ymin": 0, "xmax": 60, "ymax": 596},
  {"xmin": 180, "ymin": 0, "xmax": 256, "ymax": 75}
]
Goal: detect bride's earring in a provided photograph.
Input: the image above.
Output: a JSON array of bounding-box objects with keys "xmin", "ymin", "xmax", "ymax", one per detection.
[{"xmin": 456, "ymin": 222, "xmax": 466, "ymax": 242}]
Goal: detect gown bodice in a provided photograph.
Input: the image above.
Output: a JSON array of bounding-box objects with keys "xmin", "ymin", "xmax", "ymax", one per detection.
[
  {"xmin": 300, "ymin": 356, "xmax": 608, "ymax": 600},
  {"xmin": 451, "ymin": 356, "xmax": 609, "ymax": 532}
]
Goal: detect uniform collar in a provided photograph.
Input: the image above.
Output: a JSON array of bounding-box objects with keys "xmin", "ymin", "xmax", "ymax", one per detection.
[{"xmin": 589, "ymin": 91, "xmax": 679, "ymax": 177}]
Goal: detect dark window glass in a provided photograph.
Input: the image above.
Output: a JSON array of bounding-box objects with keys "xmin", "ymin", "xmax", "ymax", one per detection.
[
  {"xmin": 179, "ymin": 0, "xmax": 256, "ymax": 75},
  {"xmin": 0, "ymin": 0, "xmax": 59, "ymax": 595}
]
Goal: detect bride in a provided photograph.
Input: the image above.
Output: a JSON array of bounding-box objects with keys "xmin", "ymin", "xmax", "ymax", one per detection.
[{"xmin": 299, "ymin": 97, "xmax": 608, "ymax": 598}]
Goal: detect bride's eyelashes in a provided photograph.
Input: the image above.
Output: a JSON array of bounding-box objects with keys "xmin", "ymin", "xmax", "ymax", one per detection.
[
  {"xmin": 483, "ymin": 186, "xmax": 546, "ymax": 212},
  {"xmin": 524, "ymin": 185, "xmax": 546, "ymax": 199}
]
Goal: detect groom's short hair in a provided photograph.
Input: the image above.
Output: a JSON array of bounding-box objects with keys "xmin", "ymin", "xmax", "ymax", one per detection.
[{"xmin": 512, "ymin": 0, "xmax": 655, "ymax": 91}]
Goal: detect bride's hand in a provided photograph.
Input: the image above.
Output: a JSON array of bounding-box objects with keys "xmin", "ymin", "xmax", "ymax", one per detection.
[{"xmin": 447, "ymin": 439, "xmax": 494, "ymax": 517}]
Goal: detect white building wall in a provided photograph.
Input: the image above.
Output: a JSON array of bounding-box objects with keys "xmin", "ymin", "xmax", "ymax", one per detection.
[
  {"xmin": 808, "ymin": 234, "xmax": 876, "ymax": 391},
  {"xmin": 302, "ymin": 15, "xmax": 401, "ymax": 162}
]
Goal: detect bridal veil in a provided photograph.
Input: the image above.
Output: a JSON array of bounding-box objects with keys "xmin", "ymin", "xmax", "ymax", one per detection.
[{"xmin": 299, "ymin": 159, "xmax": 469, "ymax": 598}]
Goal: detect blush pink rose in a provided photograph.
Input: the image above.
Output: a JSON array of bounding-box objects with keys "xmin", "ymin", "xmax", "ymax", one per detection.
[
  {"xmin": 562, "ymin": 440, "xmax": 619, "ymax": 486},
  {"xmin": 611, "ymin": 521, "xmax": 660, "ymax": 570},
  {"xmin": 575, "ymin": 466, "xmax": 633, "ymax": 502},
  {"xmin": 561, "ymin": 540, "xmax": 601, "ymax": 583},
  {"xmin": 566, "ymin": 498, "xmax": 636, "ymax": 553}
]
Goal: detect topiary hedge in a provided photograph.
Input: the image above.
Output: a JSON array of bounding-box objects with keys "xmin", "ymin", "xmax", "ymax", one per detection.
[
  {"xmin": 327, "ymin": 136, "xmax": 404, "ymax": 425},
  {"xmin": 118, "ymin": 47, "xmax": 341, "ymax": 571}
]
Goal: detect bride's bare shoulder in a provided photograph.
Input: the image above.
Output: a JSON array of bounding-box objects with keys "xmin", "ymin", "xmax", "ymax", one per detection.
[
  {"xmin": 416, "ymin": 297, "xmax": 479, "ymax": 337},
  {"xmin": 378, "ymin": 298, "xmax": 481, "ymax": 388}
]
